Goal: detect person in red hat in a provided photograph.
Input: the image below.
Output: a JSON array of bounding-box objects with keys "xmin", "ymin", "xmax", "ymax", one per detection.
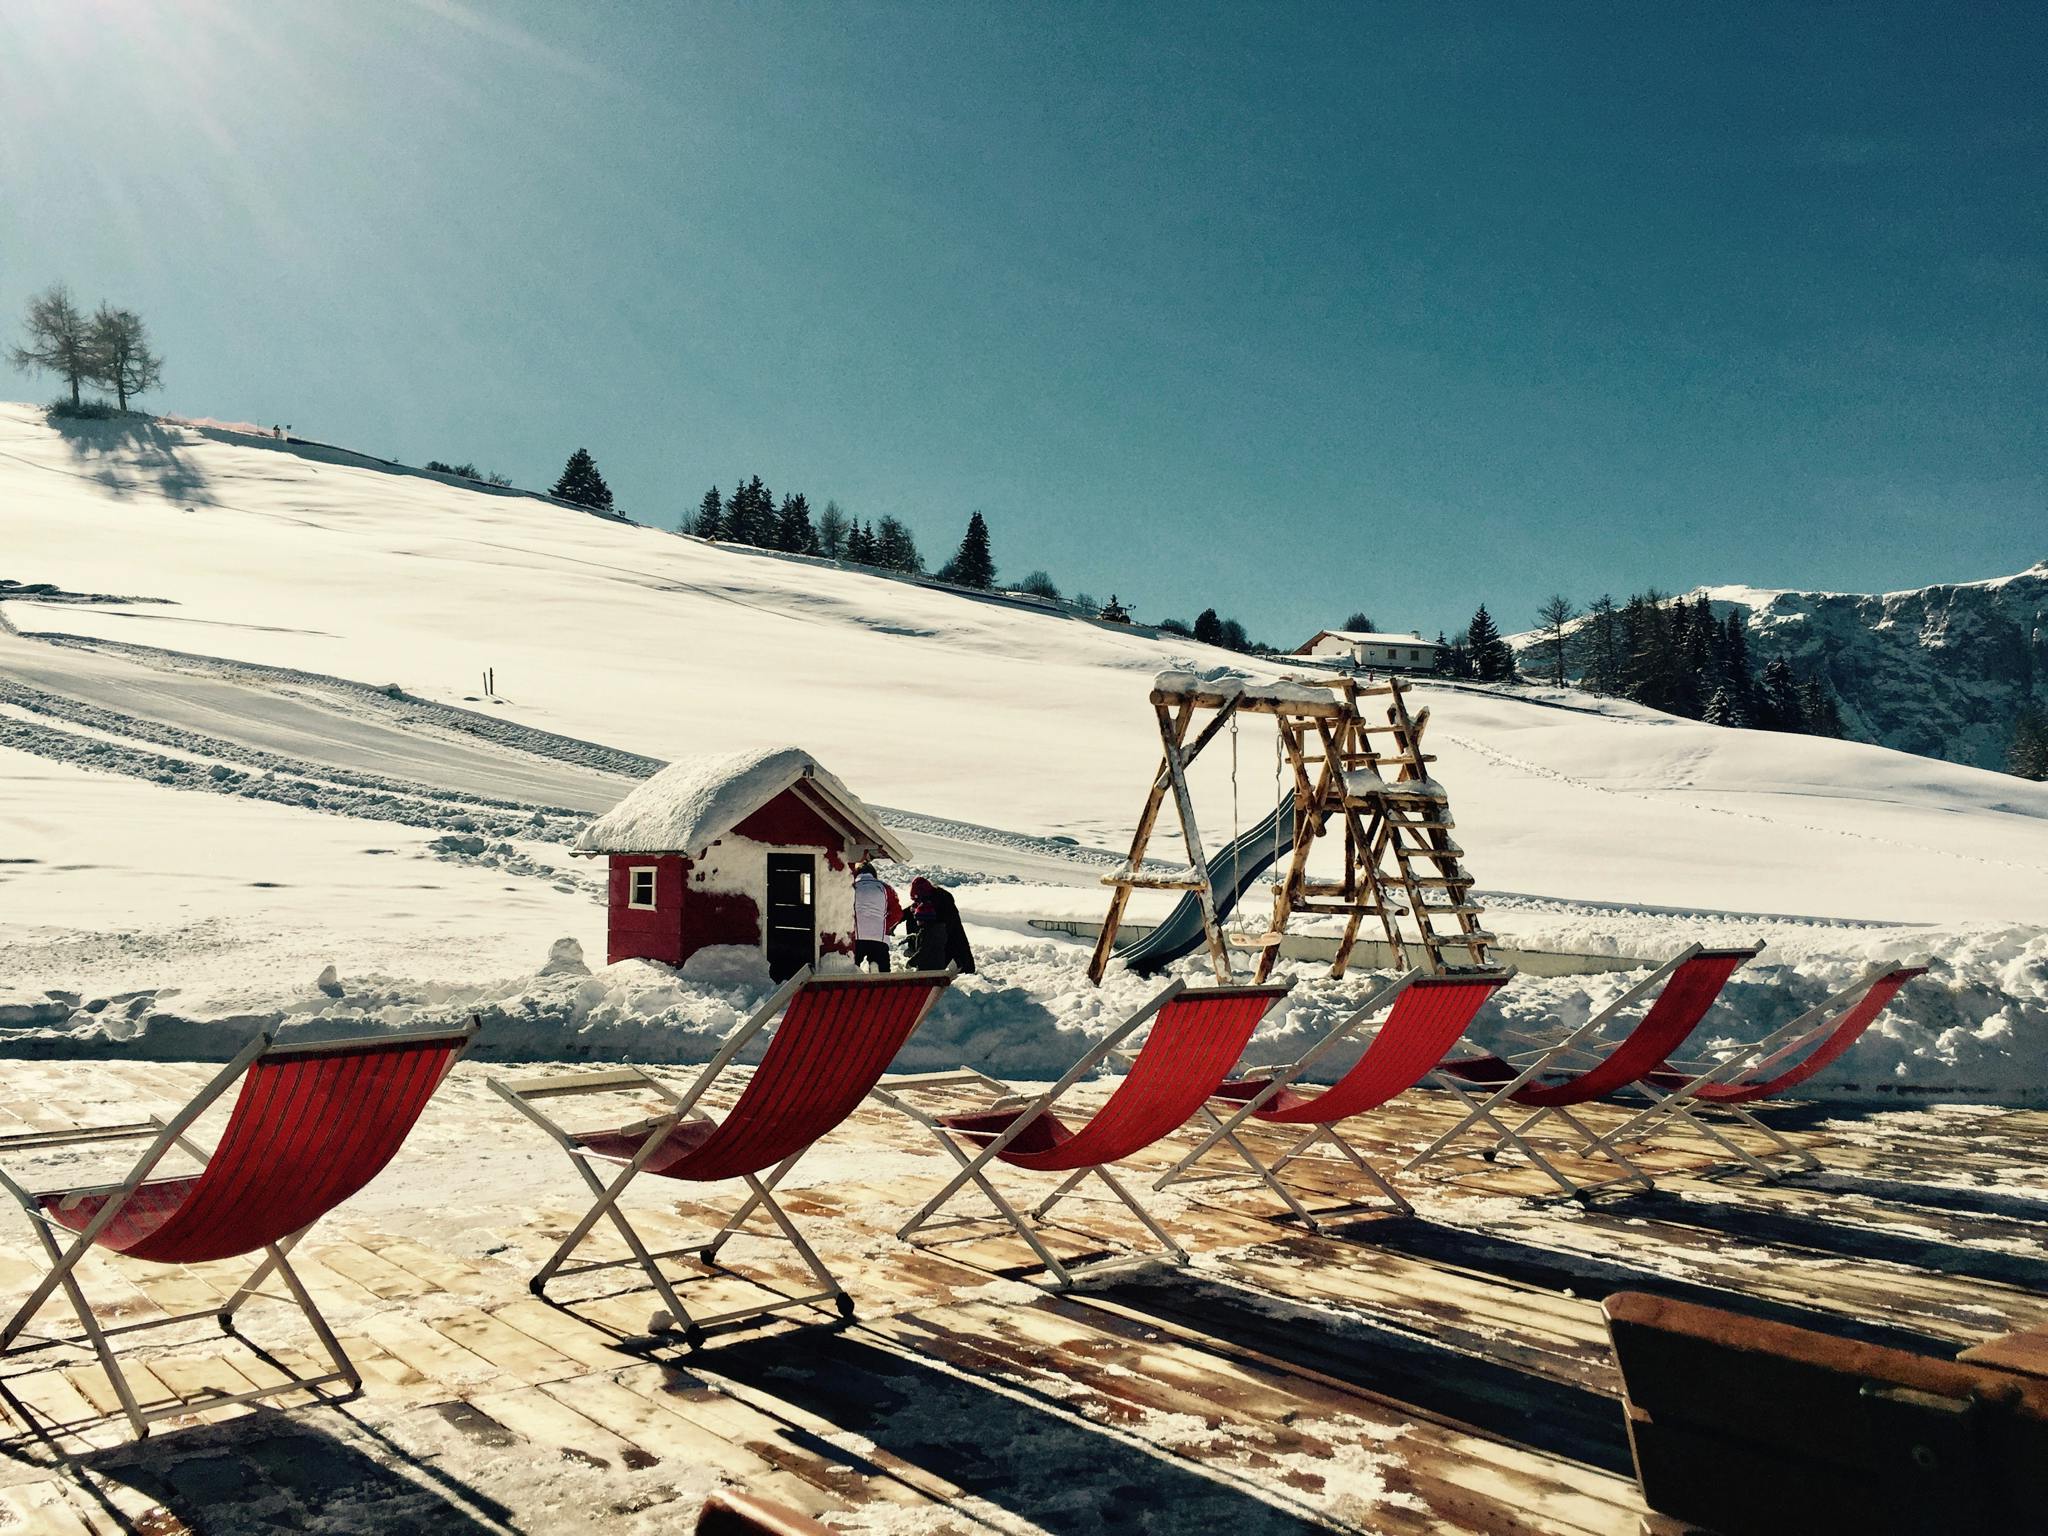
[{"xmin": 905, "ymin": 875, "xmax": 976, "ymax": 975}]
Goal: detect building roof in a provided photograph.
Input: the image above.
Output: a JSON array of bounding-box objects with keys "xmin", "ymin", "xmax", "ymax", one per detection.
[
  {"xmin": 1298, "ymin": 629, "xmax": 1437, "ymax": 652},
  {"xmin": 574, "ymin": 746, "xmax": 910, "ymax": 861}
]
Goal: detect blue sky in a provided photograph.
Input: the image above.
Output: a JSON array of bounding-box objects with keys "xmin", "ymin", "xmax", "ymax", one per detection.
[{"xmin": 3, "ymin": 2, "xmax": 2041, "ymax": 642}]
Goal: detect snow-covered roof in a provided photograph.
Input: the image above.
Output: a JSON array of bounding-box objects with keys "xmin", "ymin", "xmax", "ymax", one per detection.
[
  {"xmin": 1300, "ymin": 630, "xmax": 1435, "ymax": 650},
  {"xmin": 574, "ymin": 746, "xmax": 909, "ymax": 860}
]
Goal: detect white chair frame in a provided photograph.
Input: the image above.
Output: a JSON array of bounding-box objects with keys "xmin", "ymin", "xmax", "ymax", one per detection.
[
  {"xmin": 1403, "ymin": 944, "xmax": 1762, "ymax": 1198},
  {"xmin": 492, "ymin": 967, "xmax": 948, "ymax": 1345},
  {"xmin": 0, "ymin": 1022, "xmax": 475, "ymax": 1439},
  {"xmin": 870, "ymin": 980, "xmax": 1289, "ymax": 1288}
]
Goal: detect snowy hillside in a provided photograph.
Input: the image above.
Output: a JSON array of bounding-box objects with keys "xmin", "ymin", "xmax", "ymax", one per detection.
[{"xmin": 5, "ymin": 404, "xmax": 2047, "ymax": 1097}]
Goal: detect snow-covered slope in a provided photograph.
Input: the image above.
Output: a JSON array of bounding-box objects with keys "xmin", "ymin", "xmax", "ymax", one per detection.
[{"xmin": 6, "ymin": 404, "xmax": 2048, "ymax": 1096}]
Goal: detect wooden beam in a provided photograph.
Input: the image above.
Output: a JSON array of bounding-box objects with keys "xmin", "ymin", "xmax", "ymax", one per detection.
[
  {"xmin": 1156, "ymin": 702, "xmax": 1230, "ymax": 984},
  {"xmin": 1087, "ymin": 699, "xmax": 1190, "ymax": 983}
]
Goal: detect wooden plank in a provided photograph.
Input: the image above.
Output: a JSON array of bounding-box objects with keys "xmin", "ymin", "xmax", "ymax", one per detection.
[
  {"xmin": 1958, "ymin": 1324, "xmax": 2048, "ymax": 1378},
  {"xmin": 470, "ymin": 1384, "xmax": 644, "ymax": 1468},
  {"xmin": 428, "ymin": 1307, "xmax": 587, "ymax": 1387}
]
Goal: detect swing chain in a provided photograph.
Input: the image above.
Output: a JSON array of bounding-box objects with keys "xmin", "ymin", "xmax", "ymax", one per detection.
[{"xmin": 1229, "ymin": 710, "xmax": 1241, "ymax": 857}]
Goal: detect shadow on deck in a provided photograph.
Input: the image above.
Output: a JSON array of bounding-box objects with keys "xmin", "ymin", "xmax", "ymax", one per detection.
[
  {"xmin": 1083, "ymin": 1268, "xmax": 1636, "ymax": 1475},
  {"xmin": 78, "ymin": 1408, "xmax": 512, "ymax": 1536},
  {"xmin": 672, "ymin": 1327, "xmax": 1338, "ymax": 1534},
  {"xmin": 1352, "ymin": 1218, "xmax": 1963, "ymax": 1355}
]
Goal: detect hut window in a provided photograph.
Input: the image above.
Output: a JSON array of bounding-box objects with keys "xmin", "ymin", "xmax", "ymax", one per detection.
[{"xmin": 627, "ymin": 866, "xmax": 658, "ymax": 909}]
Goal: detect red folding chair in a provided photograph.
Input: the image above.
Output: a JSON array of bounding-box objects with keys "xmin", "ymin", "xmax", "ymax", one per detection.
[
  {"xmin": 493, "ymin": 967, "xmax": 950, "ymax": 1345},
  {"xmin": 1405, "ymin": 944, "xmax": 1760, "ymax": 1197},
  {"xmin": 1590, "ymin": 962, "xmax": 1930, "ymax": 1175},
  {"xmin": 0, "ymin": 1022, "xmax": 476, "ymax": 1438},
  {"xmin": 1154, "ymin": 968, "xmax": 1511, "ymax": 1228},
  {"xmin": 872, "ymin": 980, "xmax": 1289, "ymax": 1287}
]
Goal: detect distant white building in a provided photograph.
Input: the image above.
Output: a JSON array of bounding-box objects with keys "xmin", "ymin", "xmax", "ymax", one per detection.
[{"xmin": 1296, "ymin": 629, "xmax": 1438, "ymax": 672}]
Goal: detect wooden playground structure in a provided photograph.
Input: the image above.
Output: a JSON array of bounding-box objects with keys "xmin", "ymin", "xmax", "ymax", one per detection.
[{"xmin": 1089, "ymin": 670, "xmax": 1493, "ymax": 984}]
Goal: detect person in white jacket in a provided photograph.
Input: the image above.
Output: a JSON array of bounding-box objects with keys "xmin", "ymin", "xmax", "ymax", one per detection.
[{"xmin": 849, "ymin": 861, "xmax": 902, "ymax": 972}]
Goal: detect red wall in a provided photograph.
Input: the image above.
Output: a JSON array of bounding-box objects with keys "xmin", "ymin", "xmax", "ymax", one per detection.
[
  {"xmin": 606, "ymin": 855, "xmax": 686, "ymax": 966},
  {"xmin": 733, "ymin": 796, "xmax": 851, "ymax": 868},
  {"xmin": 677, "ymin": 869, "xmax": 760, "ymax": 956}
]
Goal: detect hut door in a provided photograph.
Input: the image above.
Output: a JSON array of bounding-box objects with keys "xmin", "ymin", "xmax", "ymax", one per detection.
[{"xmin": 764, "ymin": 854, "xmax": 816, "ymax": 981}]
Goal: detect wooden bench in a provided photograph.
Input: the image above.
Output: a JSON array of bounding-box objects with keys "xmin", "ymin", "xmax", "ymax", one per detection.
[{"xmin": 1604, "ymin": 1292, "xmax": 2048, "ymax": 1535}]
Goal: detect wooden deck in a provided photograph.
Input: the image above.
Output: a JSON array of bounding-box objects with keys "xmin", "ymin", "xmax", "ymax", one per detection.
[{"xmin": 1, "ymin": 1062, "xmax": 2043, "ymax": 1534}]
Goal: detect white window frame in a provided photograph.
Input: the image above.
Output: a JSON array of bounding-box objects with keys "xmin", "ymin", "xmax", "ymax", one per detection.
[{"xmin": 627, "ymin": 865, "xmax": 659, "ymax": 910}]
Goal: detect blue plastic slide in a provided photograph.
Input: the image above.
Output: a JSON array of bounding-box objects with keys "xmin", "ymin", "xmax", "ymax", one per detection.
[{"xmin": 1115, "ymin": 795, "xmax": 1297, "ymax": 975}]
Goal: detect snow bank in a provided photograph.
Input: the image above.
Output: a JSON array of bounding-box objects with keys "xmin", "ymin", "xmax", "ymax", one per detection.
[{"xmin": 5, "ymin": 922, "xmax": 2042, "ymax": 1104}]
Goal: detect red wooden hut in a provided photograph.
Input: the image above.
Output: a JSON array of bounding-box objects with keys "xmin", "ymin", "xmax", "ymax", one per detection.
[{"xmin": 575, "ymin": 746, "xmax": 908, "ymax": 979}]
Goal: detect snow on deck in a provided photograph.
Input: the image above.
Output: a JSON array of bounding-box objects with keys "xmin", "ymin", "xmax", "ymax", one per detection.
[{"xmin": 1, "ymin": 1061, "xmax": 2044, "ymax": 1533}]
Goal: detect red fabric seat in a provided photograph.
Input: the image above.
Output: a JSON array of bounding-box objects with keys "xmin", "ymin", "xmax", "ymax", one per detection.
[
  {"xmin": 43, "ymin": 1033, "xmax": 466, "ymax": 1265},
  {"xmin": 1208, "ymin": 1080, "xmax": 1317, "ymax": 1116},
  {"xmin": 1214, "ymin": 976, "xmax": 1504, "ymax": 1125},
  {"xmin": 570, "ymin": 976, "xmax": 944, "ymax": 1185},
  {"xmin": 1682, "ymin": 967, "xmax": 1925, "ymax": 1106},
  {"xmin": 573, "ymin": 1118, "xmax": 719, "ymax": 1173},
  {"xmin": 1437, "ymin": 1054, "xmax": 1519, "ymax": 1086},
  {"xmin": 1430, "ymin": 952, "xmax": 1748, "ymax": 1112},
  {"xmin": 943, "ymin": 989, "xmax": 1276, "ymax": 1172},
  {"xmin": 938, "ymin": 1107, "xmax": 1077, "ymax": 1158}
]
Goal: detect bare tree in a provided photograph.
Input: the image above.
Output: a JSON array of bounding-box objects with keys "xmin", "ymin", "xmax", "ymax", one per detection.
[
  {"xmin": 10, "ymin": 284, "xmax": 95, "ymax": 407},
  {"xmin": 816, "ymin": 499, "xmax": 849, "ymax": 559},
  {"xmin": 89, "ymin": 305, "xmax": 164, "ymax": 412},
  {"xmin": 1536, "ymin": 594, "xmax": 1578, "ymax": 686}
]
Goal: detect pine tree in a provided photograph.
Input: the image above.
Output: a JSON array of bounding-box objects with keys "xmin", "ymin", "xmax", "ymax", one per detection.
[
  {"xmin": 1619, "ymin": 595, "xmax": 1668, "ymax": 706},
  {"xmin": 1219, "ymin": 618, "xmax": 1249, "ymax": 651},
  {"xmin": 1583, "ymin": 595, "xmax": 1620, "ymax": 695},
  {"xmin": 1535, "ymin": 595, "xmax": 1577, "ymax": 687},
  {"xmin": 10, "ymin": 284, "xmax": 95, "ymax": 408},
  {"xmin": 1437, "ymin": 630, "xmax": 1473, "ymax": 679},
  {"xmin": 1703, "ymin": 685, "xmax": 1741, "ymax": 728},
  {"xmin": 1344, "ymin": 611, "xmax": 1376, "ymax": 633},
  {"xmin": 775, "ymin": 493, "xmax": 816, "ymax": 553},
  {"xmin": 873, "ymin": 516, "xmax": 921, "ymax": 572},
  {"xmin": 1721, "ymin": 610, "xmax": 1754, "ymax": 717},
  {"xmin": 723, "ymin": 476, "xmax": 773, "ymax": 545},
  {"xmin": 1467, "ymin": 605, "xmax": 1515, "ymax": 682},
  {"xmin": 1758, "ymin": 656, "xmax": 1804, "ymax": 732},
  {"xmin": 948, "ymin": 511, "xmax": 996, "ymax": 589},
  {"xmin": 747, "ymin": 478, "xmax": 775, "ymax": 544},
  {"xmin": 550, "ymin": 448, "xmax": 613, "ymax": 512},
  {"xmin": 1669, "ymin": 600, "xmax": 1709, "ymax": 719},
  {"xmin": 1682, "ymin": 595, "xmax": 1720, "ymax": 719},
  {"xmin": 817, "ymin": 499, "xmax": 849, "ymax": 559},
  {"xmin": 691, "ymin": 486, "xmax": 723, "ymax": 538},
  {"xmin": 1798, "ymin": 677, "xmax": 1843, "ymax": 738},
  {"xmin": 2009, "ymin": 707, "xmax": 2048, "ymax": 780},
  {"xmin": 1193, "ymin": 608, "xmax": 1225, "ymax": 645}
]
